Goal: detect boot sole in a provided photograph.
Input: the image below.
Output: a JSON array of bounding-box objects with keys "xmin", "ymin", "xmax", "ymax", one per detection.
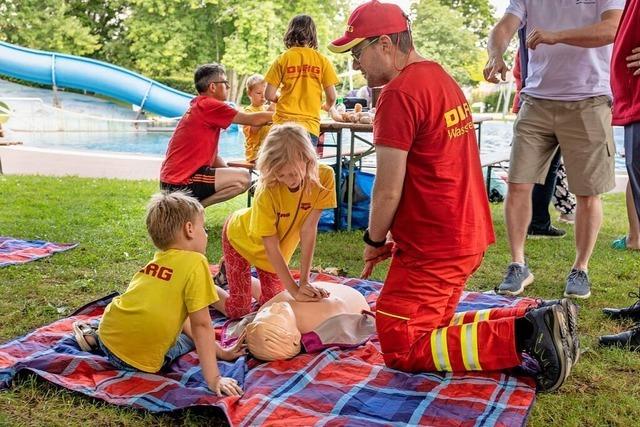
[
  {"xmin": 499, "ymin": 272, "xmax": 534, "ymax": 296},
  {"xmin": 541, "ymin": 306, "xmax": 571, "ymax": 392},
  {"xmin": 563, "ymin": 290, "xmax": 591, "ymax": 299},
  {"xmin": 527, "ymin": 234, "xmax": 566, "ymax": 240},
  {"xmin": 558, "ymin": 299, "xmax": 580, "ymax": 365}
]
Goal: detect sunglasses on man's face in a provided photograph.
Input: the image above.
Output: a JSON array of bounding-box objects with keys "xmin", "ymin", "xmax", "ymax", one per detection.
[{"xmin": 351, "ymin": 37, "xmax": 379, "ymax": 63}]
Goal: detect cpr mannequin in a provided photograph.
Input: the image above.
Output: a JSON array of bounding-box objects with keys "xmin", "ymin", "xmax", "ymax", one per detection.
[{"xmin": 217, "ymin": 281, "xmax": 372, "ymax": 361}]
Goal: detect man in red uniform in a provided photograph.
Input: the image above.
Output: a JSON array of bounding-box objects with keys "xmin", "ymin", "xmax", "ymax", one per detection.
[
  {"xmin": 330, "ymin": 0, "xmax": 577, "ymax": 392},
  {"xmin": 160, "ymin": 63, "xmax": 273, "ymax": 206},
  {"xmin": 599, "ymin": 0, "xmax": 640, "ymax": 349}
]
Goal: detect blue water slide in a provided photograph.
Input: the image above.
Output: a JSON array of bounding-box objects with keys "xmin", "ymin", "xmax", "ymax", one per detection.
[{"xmin": 0, "ymin": 41, "xmax": 193, "ymax": 118}]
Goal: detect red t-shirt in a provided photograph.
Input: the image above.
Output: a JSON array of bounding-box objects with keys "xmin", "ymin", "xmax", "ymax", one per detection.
[
  {"xmin": 374, "ymin": 61, "xmax": 495, "ymax": 259},
  {"xmin": 611, "ymin": 0, "xmax": 640, "ymax": 126},
  {"xmin": 160, "ymin": 96, "xmax": 237, "ymax": 184}
]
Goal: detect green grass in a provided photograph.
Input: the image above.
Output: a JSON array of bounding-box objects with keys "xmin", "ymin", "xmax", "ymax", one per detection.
[{"xmin": 1, "ymin": 174, "xmax": 639, "ymax": 426}]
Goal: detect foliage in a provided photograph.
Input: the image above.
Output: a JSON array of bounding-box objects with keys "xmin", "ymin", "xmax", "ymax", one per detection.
[
  {"xmin": 0, "ymin": 0, "xmax": 100, "ymax": 55},
  {"xmin": 0, "ymin": 0, "xmax": 496, "ymax": 102},
  {"xmin": 412, "ymin": 0, "xmax": 486, "ymax": 86},
  {"xmin": 437, "ymin": 0, "xmax": 495, "ymax": 41}
]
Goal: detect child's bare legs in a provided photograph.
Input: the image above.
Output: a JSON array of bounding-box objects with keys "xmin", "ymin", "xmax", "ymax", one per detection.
[{"xmin": 625, "ymin": 182, "xmax": 640, "ymax": 249}]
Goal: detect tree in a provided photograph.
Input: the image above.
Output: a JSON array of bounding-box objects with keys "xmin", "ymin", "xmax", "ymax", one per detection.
[
  {"xmin": 412, "ymin": 0, "xmax": 485, "ymax": 86},
  {"xmin": 437, "ymin": 0, "xmax": 495, "ymax": 41},
  {"xmin": 0, "ymin": 0, "xmax": 100, "ymax": 55}
]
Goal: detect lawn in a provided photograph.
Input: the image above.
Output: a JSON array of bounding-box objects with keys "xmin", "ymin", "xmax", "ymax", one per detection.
[{"xmin": 1, "ymin": 174, "xmax": 639, "ymax": 426}]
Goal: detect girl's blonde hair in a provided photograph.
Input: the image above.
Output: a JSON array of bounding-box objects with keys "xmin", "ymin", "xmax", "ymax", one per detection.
[{"xmin": 255, "ymin": 123, "xmax": 322, "ymax": 193}]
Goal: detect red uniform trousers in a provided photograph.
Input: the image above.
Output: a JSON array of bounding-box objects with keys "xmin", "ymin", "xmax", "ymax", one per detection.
[
  {"xmin": 376, "ymin": 251, "xmax": 537, "ymax": 373},
  {"xmin": 222, "ymin": 221, "xmax": 284, "ymax": 319}
]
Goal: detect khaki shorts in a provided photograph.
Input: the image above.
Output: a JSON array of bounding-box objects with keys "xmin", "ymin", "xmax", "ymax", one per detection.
[{"xmin": 509, "ymin": 94, "xmax": 615, "ymax": 196}]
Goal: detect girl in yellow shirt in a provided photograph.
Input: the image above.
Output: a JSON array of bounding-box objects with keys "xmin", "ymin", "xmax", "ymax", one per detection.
[
  {"xmin": 264, "ymin": 15, "xmax": 339, "ymax": 146},
  {"xmin": 215, "ymin": 124, "xmax": 337, "ymax": 319}
]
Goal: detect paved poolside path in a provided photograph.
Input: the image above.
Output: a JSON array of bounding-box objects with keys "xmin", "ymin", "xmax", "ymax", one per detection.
[{"xmin": 0, "ymin": 144, "xmax": 628, "ymax": 193}]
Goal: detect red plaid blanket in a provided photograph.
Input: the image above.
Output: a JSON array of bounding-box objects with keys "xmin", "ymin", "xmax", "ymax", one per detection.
[{"xmin": 0, "ymin": 273, "xmax": 537, "ymax": 426}]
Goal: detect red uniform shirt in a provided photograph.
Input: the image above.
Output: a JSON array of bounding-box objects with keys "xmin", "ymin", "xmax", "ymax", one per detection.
[
  {"xmin": 160, "ymin": 96, "xmax": 237, "ymax": 185},
  {"xmin": 374, "ymin": 61, "xmax": 495, "ymax": 259},
  {"xmin": 611, "ymin": 0, "xmax": 640, "ymax": 126}
]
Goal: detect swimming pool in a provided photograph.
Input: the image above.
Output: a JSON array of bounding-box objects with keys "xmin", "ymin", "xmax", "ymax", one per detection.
[{"xmin": 9, "ymin": 121, "xmax": 629, "ymax": 172}]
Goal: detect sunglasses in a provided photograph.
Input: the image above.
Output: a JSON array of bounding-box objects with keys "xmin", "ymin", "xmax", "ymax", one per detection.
[
  {"xmin": 351, "ymin": 37, "xmax": 379, "ymax": 63},
  {"xmin": 212, "ymin": 80, "xmax": 230, "ymax": 89}
]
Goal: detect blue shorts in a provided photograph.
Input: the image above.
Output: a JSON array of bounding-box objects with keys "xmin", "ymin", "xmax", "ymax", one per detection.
[{"xmin": 97, "ymin": 332, "xmax": 194, "ymax": 372}]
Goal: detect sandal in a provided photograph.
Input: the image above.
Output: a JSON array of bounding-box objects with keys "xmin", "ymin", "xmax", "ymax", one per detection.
[
  {"xmin": 73, "ymin": 321, "xmax": 99, "ymax": 352},
  {"xmin": 612, "ymin": 236, "xmax": 629, "ymax": 250},
  {"xmin": 214, "ymin": 258, "xmax": 228, "ymax": 289}
]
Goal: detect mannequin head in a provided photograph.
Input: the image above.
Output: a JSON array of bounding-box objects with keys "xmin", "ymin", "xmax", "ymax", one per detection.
[{"xmin": 246, "ymin": 301, "xmax": 301, "ymax": 361}]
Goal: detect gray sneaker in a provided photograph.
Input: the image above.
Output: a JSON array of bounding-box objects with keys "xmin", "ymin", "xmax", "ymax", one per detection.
[
  {"xmin": 564, "ymin": 269, "xmax": 591, "ymax": 299},
  {"xmin": 496, "ymin": 263, "xmax": 534, "ymax": 296}
]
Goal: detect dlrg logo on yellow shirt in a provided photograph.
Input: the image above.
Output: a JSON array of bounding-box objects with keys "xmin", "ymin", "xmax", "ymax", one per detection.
[
  {"xmin": 444, "ymin": 102, "xmax": 474, "ymax": 140},
  {"xmin": 286, "ymin": 64, "xmax": 321, "ymax": 76}
]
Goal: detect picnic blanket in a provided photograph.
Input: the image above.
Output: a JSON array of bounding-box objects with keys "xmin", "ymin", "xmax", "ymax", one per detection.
[
  {"xmin": 0, "ymin": 272, "xmax": 537, "ymax": 426},
  {"xmin": 0, "ymin": 237, "xmax": 78, "ymax": 267}
]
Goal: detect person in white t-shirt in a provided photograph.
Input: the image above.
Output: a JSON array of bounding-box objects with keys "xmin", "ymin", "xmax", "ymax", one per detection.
[{"xmin": 483, "ymin": 0, "xmax": 623, "ymax": 299}]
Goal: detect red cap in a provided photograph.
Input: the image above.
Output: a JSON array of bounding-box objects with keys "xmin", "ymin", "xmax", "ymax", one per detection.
[{"xmin": 329, "ymin": 1, "xmax": 409, "ymax": 53}]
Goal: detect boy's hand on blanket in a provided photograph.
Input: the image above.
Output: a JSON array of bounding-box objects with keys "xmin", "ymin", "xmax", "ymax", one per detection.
[
  {"xmin": 211, "ymin": 376, "xmax": 243, "ymax": 397},
  {"xmin": 218, "ymin": 331, "xmax": 248, "ymax": 361}
]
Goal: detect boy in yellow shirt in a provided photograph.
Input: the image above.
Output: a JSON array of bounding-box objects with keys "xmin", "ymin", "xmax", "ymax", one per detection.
[
  {"xmin": 242, "ymin": 74, "xmax": 273, "ymax": 162},
  {"xmin": 73, "ymin": 191, "xmax": 245, "ymax": 396}
]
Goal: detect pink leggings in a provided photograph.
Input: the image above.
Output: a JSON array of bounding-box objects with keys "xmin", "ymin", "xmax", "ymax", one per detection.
[{"xmin": 222, "ymin": 223, "xmax": 284, "ymax": 319}]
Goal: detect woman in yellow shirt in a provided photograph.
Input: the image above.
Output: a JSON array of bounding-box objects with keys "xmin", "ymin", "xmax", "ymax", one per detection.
[{"xmin": 215, "ymin": 124, "xmax": 337, "ymax": 319}]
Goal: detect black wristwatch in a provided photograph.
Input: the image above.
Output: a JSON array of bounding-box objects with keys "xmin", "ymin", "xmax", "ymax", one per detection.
[{"xmin": 363, "ymin": 228, "xmax": 386, "ymax": 248}]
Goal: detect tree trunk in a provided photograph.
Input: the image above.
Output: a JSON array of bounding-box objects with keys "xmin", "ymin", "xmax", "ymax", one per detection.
[{"xmin": 235, "ymin": 74, "xmax": 249, "ymax": 105}]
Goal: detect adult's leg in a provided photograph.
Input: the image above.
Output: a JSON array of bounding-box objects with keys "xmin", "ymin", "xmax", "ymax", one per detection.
[
  {"xmin": 505, "ymin": 95, "xmax": 558, "ymax": 264},
  {"xmin": 623, "ymin": 183, "xmax": 640, "ymax": 248},
  {"xmin": 624, "ymin": 123, "xmax": 640, "ymax": 248},
  {"xmin": 573, "ymin": 195, "xmax": 603, "ymax": 270},
  {"xmin": 557, "ymin": 96, "xmax": 615, "ymax": 272},
  {"xmin": 201, "ymin": 167, "xmax": 250, "ymax": 207},
  {"xmin": 530, "ymin": 148, "xmax": 561, "ymax": 232},
  {"xmin": 505, "ymin": 182, "xmax": 535, "ymax": 263},
  {"xmin": 376, "ymin": 253, "xmax": 522, "ymax": 372}
]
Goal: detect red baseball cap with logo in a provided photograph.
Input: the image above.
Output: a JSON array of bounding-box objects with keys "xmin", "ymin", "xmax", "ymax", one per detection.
[{"xmin": 329, "ymin": 0, "xmax": 409, "ymax": 53}]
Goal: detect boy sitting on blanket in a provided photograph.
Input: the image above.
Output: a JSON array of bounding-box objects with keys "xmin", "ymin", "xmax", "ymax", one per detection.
[{"xmin": 73, "ymin": 191, "xmax": 246, "ymax": 396}]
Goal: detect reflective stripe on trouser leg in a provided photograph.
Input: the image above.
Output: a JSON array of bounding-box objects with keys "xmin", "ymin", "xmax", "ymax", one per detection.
[
  {"xmin": 430, "ymin": 327, "xmax": 452, "ymax": 371},
  {"xmin": 449, "ymin": 304, "xmax": 535, "ymax": 325},
  {"xmin": 460, "ymin": 321, "xmax": 482, "ymax": 370}
]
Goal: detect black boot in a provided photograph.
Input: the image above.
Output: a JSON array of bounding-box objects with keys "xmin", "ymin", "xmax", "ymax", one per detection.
[
  {"xmin": 519, "ymin": 304, "xmax": 572, "ymax": 392},
  {"xmin": 602, "ymin": 289, "xmax": 640, "ymax": 322},
  {"xmin": 599, "ymin": 323, "xmax": 640, "ymax": 351},
  {"xmin": 535, "ymin": 298, "xmax": 580, "ymax": 364}
]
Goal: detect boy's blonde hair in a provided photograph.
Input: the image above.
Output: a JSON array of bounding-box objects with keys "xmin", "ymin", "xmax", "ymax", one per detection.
[
  {"xmin": 146, "ymin": 191, "xmax": 204, "ymax": 250},
  {"xmin": 246, "ymin": 74, "xmax": 265, "ymax": 93},
  {"xmin": 255, "ymin": 123, "xmax": 321, "ymax": 193}
]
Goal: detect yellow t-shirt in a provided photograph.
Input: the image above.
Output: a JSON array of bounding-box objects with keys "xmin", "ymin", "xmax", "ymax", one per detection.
[
  {"xmin": 242, "ymin": 104, "xmax": 271, "ymax": 162},
  {"xmin": 264, "ymin": 47, "xmax": 339, "ymax": 136},
  {"xmin": 226, "ymin": 163, "xmax": 337, "ymax": 272},
  {"xmin": 98, "ymin": 249, "xmax": 218, "ymax": 372}
]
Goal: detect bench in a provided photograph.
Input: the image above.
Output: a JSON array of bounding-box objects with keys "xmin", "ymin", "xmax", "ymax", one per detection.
[{"xmin": 480, "ymin": 150, "xmax": 510, "ymax": 197}]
